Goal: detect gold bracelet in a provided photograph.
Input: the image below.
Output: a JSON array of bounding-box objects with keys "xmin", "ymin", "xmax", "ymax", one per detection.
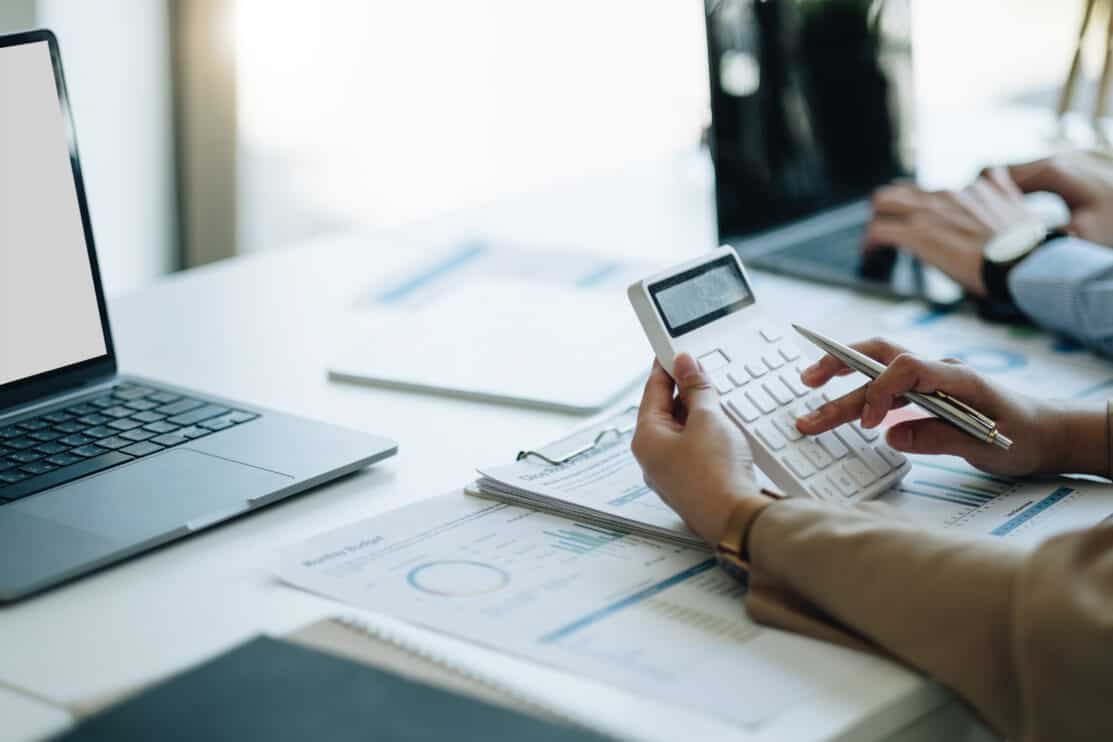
[{"xmin": 715, "ymin": 496, "xmax": 777, "ymax": 580}]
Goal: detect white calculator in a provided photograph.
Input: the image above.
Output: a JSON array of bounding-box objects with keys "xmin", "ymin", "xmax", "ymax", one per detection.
[{"xmin": 627, "ymin": 247, "xmax": 909, "ymax": 503}]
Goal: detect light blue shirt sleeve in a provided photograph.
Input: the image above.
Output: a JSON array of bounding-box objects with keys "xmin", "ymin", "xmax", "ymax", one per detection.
[{"xmin": 1008, "ymin": 237, "xmax": 1113, "ymax": 358}]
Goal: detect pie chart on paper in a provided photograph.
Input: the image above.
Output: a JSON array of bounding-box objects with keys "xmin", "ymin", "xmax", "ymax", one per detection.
[
  {"xmin": 951, "ymin": 349, "xmax": 1027, "ymax": 374},
  {"xmin": 406, "ymin": 560, "xmax": 510, "ymax": 597}
]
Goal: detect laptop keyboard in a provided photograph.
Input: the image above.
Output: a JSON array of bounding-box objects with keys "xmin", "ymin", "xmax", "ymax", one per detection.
[{"xmin": 0, "ymin": 383, "xmax": 259, "ymax": 504}]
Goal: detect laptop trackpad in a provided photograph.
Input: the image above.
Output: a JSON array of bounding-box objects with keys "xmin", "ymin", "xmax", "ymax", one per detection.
[{"xmin": 14, "ymin": 449, "xmax": 293, "ymax": 543}]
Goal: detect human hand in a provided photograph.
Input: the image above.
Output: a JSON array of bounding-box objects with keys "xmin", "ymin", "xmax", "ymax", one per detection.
[
  {"xmin": 865, "ymin": 168, "xmax": 1038, "ymax": 297},
  {"xmin": 793, "ymin": 338, "xmax": 1066, "ymax": 478},
  {"xmin": 1007, "ymin": 152, "xmax": 1113, "ymax": 247},
  {"xmin": 631, "ymin": 354, "xmax": 767, "ymax": 545}
]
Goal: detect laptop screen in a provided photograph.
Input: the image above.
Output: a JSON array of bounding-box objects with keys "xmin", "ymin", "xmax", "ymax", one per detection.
[
  {"xmin": 0, "ymin": 40, "xmax": 108, "ymax": 389},
  {"xmin": 706, "ymin": 0, "xmax": 915, "ymax": 240}
]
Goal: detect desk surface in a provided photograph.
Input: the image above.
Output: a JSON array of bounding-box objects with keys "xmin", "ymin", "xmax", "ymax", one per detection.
[{"xmin": 0, "ymin": 140, "xmax": 1010, "ymax": 742}]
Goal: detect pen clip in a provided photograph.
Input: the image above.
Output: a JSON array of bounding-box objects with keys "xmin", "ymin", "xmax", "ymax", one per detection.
[{"xmin": 935, "ymin": 391, "xmax": 995, "ymax": 428}]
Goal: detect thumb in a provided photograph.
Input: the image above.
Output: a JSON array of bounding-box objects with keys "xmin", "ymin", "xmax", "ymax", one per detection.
[
  {"xmin": 673, "ymin": 353, "xmax": 718, "ymax": 413},
  {"xmin": 886, "ymin": 418, "xmax": 981, "ymax": 458}
]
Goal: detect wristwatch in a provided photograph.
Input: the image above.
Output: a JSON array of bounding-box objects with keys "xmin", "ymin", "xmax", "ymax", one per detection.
[
  {"xmin": 981, "ymin": 222, "xmax": 1064, "ymax": 305},
  {"xmin": 715, "ymin": 496, "xmax": 776, "ymax": 583}
]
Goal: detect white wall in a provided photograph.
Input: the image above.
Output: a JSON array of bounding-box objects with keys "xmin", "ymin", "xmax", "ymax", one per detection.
[
  {"xmin": 36, "ymin": 0, "xmax": 177, "ymax": 296},
  {"xmin": 0, "ymin": 1, "xmax": 34, "ymax": 30}
]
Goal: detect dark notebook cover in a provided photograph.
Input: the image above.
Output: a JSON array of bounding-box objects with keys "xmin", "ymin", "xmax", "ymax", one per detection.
[{"xmin": 56, "ymin": 636, "xmax": 611, "ymax": 742}]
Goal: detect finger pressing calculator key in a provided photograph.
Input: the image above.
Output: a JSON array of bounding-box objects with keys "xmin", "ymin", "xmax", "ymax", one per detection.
[{"xmin": 628, "ymin": 247, "xmax": 910, "ymax": 503}]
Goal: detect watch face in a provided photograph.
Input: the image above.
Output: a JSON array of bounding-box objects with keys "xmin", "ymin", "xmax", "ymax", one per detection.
[{"xmin": 984, "ymin": 221, "xmax": 1048, "ymax": 264}]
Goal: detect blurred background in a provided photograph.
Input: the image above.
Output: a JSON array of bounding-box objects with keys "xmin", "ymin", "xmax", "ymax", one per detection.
[{"xmin": 0, "ymin": 1, "xmax": 1099, "ymax": 296}]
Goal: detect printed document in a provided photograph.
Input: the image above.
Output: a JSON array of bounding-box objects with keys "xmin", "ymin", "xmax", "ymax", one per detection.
[
  {"xmin": 279, "ymin": 494, "xmax": 907, "ymax": 729},
  {"xmin": 475, "ymin": 408, "xmax": 701, "ymax": 546}
]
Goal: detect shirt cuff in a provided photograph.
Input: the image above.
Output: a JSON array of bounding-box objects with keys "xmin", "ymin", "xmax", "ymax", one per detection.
[{"xmin": 1008, "ymin": 237, "xmax": 1113, "ymax": 337}]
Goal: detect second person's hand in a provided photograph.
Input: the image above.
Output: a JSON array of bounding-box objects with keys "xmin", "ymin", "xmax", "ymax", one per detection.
[
  {"xmin": 1008, "ymin": 152, "xmax": 1113, "ymax": 248},
  {"xmin": 864, "ymin": 168, "xmax": 1037, "ymax": 297}
]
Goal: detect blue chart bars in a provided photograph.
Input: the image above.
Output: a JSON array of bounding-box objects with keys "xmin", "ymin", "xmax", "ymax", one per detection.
[
  {"xmin": 899, "ymin": 460, "xmax": 1014, "ymax": 508},
  {"xmin": 990, "ymin": 487, "xmax": 1074, "ymax": 536},
  {"xmin": 544, "ymin": 523, "xmax": 626, "ymax": 554}
]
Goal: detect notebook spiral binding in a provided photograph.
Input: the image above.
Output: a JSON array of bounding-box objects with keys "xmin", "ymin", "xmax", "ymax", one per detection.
[
  {"xmin": 333, "ymin": 615, "xmax": 622, "ymax": 739},
  {"xmin": 516, "ymin": 406, "xmax": 638, "ymax": 467}
]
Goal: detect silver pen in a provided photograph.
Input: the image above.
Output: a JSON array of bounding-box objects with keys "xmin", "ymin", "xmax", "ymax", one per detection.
[{"xmin": 792, "ymin": 324, "xmax": 1013, "ymax": 451}]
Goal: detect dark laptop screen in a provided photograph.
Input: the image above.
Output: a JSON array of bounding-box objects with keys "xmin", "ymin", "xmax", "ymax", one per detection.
[
  {"xmin": 706, "ymin": 0, "xmax": 915, "ymax": 240},
  {"xmin": 0, "ymin": 39, "xmax": 108, "ymax": 389}
]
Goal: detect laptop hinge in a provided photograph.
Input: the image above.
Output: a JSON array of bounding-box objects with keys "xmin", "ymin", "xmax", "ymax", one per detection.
[{"xmin": 0, "ymin": 372, "xmax": 119, "ymax": 423}]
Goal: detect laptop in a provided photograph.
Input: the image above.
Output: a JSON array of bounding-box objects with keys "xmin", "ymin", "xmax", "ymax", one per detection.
[
  {"xmin": 704, "ymin": 0, "xmax": 961, "ymax": 304},
  {"xmin": 0, "ymin": 30, "xmax": 397, "ymax": 602}
]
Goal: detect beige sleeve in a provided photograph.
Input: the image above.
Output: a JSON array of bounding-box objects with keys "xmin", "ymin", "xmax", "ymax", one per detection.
[{"xmin": 745, "ymin": 497, "xmax": 1113, "ymax": 741}]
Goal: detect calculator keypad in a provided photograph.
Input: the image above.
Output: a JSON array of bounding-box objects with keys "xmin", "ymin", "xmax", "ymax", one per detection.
[{"xmin": 704, "ymin": 326, "xmax": 908, "ymax": 504}]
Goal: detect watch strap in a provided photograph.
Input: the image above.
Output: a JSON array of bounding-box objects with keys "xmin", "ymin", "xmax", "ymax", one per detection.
[{"xmin": 982, "ymin": 228, "xmax": 1067, "ymax": 305}]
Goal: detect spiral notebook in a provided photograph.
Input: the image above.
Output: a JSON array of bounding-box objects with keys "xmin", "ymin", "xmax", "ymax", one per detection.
[
  {"xmin": 285, "ymin": 616, "xmax": 619, "ymax": 738},
  {"xmin": 59, "ymin": 630, "xmax": 610, "ymax": 742}
]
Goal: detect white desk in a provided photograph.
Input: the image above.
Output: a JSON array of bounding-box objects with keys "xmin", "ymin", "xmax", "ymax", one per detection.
[
  {"xmin": 0, "ymin": 229, "xmax": 990, "ymax": 741},
  {"xmin": 0, "ymin": 686, "xmax": 70, "ymax": 741}
]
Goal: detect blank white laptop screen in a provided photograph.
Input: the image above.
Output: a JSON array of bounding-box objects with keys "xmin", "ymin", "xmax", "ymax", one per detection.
[{"xmin": 0, "ymin": 41, "xmax": 106, "ymax": 387}]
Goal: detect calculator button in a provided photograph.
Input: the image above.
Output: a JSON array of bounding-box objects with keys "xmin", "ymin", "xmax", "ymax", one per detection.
[
  {"xmin": 804, "ymin": 397, "xmax": 826, "ymax": 412},
  {"xmin": 698, "ymin": 350, "xmax": 730, "ymax": 372},
  {"xmin": 745, "ymin": 389, "xmax": 776, "ymax": 414},
  {"xmin": 834, "ymin": 427, "xmax": 862, "ymax": 450},
  {"xmin": 759, "ymin": 326, "xmax": 783, "ymax": 343},
  {"xmin": 782, "ymin": 450, "xmax": 816, "ymax": 479},
  {"xmin": 762, "ymin": 380, "xmax": 793, "ymax": 406},
  {"xmin": 762, "ymin": 353, "xmax": 785, "ymax": 371},
  {"xmin": 844, "ymin": 458, "xmax": 878, "ymax": 487},
  {"xmin": 779, "ymin": 345, "xmax": 801, "ymax": 362},
  {"xmin": 811, "ymin": 478, "xmax": 842, "ymax": 501},
  {"xmin": 744, "ymin": 362, "xmax": 767, "ymax": 379},
  {"xmin": 711, "ymin": 371, "xmax": 734, "ymax": 395},
  {"xmin": 798, "ymin": 439, "xmax": 834, "ymax": 470},
  {"xmin": 830, "ymin": 469, "xmax": 857, "ymax": 496},
  {"xmin": 772, "ymin": 412, "xmax": 803, "ymax": 441},
  {"xmin": 727, "ymin": 369, "xmax": 750, "ymax": 387},
  {"xmin": 852, "ymin": 422, "xmax": 880, "ymax": 442},
  {"xmin": 754, "ymin": 420, "xmax": 787, "ymax": 451},
  {"xmin": 743, "ymin": 389, "xmax": 770, "ymax": 418},
  {"xmin": 727, "ymin": 395, "xmax": 761, "ymax": 423},
  {"xmin": 816, "ymin": 431, "xmax": 849, "ymax": 460},
  {"xmin": 856, "ymin": 445, "xmax": 892, "ymax": 476},
  {"xmin": 876, "ymin": 444, "xmax": 906, "ymax": 468},
  {"xmin": 780, "ymin": 400, "xmax": 806, "ymax": 421},
  {"xmin": 779, "ymin": 372, "xmax": 809, "ymax": 398}
]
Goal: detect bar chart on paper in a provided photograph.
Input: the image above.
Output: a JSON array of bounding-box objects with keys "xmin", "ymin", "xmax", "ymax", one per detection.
[
  {"xmin": 947, "ymin": 483, "xmax": 1113, "ymax": 547},
  {"xmin": 543, "ymin": 523, "xmax": 626, "ymax": 555},
  {"xmin": 884, "ymin": 455, "xmax": 1113, "ymax": 547},
  {"xmin": 892, "ymin": 459, "xmax": 1016, "ymax": 523}
]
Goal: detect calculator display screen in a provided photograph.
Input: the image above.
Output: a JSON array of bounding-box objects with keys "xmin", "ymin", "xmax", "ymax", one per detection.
[{"xmin": 649, "ymin": 256, "xmax": 754, "ymax": 337}]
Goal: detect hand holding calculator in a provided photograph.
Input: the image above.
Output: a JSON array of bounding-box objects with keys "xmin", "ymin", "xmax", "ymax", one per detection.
[{"xmin": 628, "ymin": 247, "xmax": 910, "ymax": 503}]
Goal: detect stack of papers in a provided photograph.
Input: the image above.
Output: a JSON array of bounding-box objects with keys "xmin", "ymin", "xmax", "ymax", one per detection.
[
  {"xmin": 472, "ymin": 408, "xmax": 704, "ymax": 548},
  {"xmin": 473, "ymin": 405, "xmax": 1113, "ymax": 552}
]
